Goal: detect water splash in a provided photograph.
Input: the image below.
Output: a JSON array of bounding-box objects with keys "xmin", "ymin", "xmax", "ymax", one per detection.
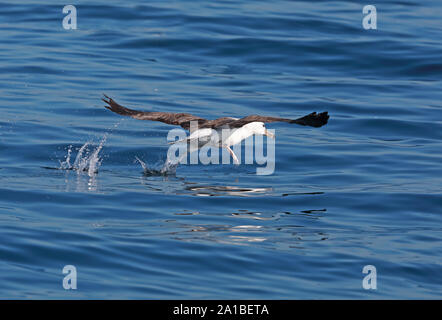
[
  {"xmin": 135, "ymin": 156, "xmax": 178, "ymax": 176},
  {"xmin": 72, "ymin": 142, "xmax": 89, "ymax": 172},
  {"xmin": 87, "ymin": 135, "xmax": 106, "ymax": 177},
  {"xmin": 161, "ymin": 157, "xmax": 180, "ymax": 175},
  {"xmin": 59, "ymin": 145, "xmax": 73, "ymax": 170},
  {"xmin": 59, "ymin": 134, "xmax": 107, "ymax": 177}
]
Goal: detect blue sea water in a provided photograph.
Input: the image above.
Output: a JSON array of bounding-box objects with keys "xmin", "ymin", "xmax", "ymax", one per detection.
[{"xmin": 0, "ymin": 0, "xmax": 441, "ymax": 299}]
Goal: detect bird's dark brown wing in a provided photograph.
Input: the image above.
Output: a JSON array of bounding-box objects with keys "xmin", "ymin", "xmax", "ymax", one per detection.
[
  {"xmin": 102, "ymin": 95, "xmax": 207, "ymax": 130},
  {"xmin": 103, "ymin": 95, "xmax": 329, "ymax": 130},
  {"xmin": 207, "ymin": 112, "xmax": 329, "ymax": 129}
]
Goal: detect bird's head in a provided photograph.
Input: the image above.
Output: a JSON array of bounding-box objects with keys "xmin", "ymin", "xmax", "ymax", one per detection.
[{"xmin": 245, "ymin": 122, "xmax": 275, "ymax": 139}]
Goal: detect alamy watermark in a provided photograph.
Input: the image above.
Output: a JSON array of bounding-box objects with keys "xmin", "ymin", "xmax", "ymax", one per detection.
[
  {"xmin": 62, "ymin": 265, "xmax": 77, "ymax": 290},
  {"xmin": 362, "ymin": 5, "xmax": 377, "ymax": 30},
  {"xmin": 62, "ymin": 5, "xmax": 77, "ymax": 30},
  {"xmin": 62, "ymin": 5, "xmax": 377, "ymax": 31},
  {"xmin": 362, "ymin": 265, "xmax": 377, "ymax": 290}
]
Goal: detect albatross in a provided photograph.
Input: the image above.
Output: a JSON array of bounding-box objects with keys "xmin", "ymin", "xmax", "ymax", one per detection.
[{"xmin": 102, "ymin": 95, "xmax": 329, "ymax": 165}]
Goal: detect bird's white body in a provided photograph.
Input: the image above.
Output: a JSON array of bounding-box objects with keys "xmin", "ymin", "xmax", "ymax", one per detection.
[
  {"xmin": 173, "ymin": 122, "xmax": 273, "ymax": 165},
  {"xmin": 186, "ymin": 122, "xmax": 270, "ymax": 146},
  {"xmin": 222, "ymin": 122, "xmax": 270, "ymax": 146}
]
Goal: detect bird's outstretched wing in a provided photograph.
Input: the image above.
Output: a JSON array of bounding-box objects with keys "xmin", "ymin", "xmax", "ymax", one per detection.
[
  {"xmin": 103, "ymin": 95, "xmax": 329, "ymax": 130},
  {"xmin": 198, "ymin": 112, "xmax": 330, "ymax": 129},
  {"xmin": 214, "ymin": 112, "xmax": 330, "ymax": 129},
  {"xmin": 102, "ymin": 95, "xmax": 207, "ymax": 131}
]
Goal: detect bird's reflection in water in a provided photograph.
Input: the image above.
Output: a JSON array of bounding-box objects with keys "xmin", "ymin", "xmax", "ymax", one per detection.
[
  {"xmin": 183, "ymin": 185, "xmax": 272, "ymax": 197},
  {"xmin": 139, "ymin": 175, "xmax": 274, "ymax": 197},
  {"xmin": 162, "ymin": 209, "xmax": 329, "ymax": 249},
  {"xmin": 136, "ymin": 175, "xmax": 328, "ymax": 248}
]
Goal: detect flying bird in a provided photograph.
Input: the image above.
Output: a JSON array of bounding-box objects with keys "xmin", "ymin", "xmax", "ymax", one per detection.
[{"xmin": 102, "ymin": 95, "xmax": 329, "ymax": 164}]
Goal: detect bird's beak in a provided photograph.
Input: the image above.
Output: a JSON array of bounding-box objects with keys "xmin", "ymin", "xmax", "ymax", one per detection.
[{"xmin": 264, "ymin": 130, "xmax": 275, "ymax": 139}]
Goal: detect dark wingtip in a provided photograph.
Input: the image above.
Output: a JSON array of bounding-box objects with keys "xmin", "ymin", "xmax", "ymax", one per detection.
[
  {"xmin": 102, "ymin": 94, "xmax": 113, "ymax": 111},
  {"xmin": 292, "ymin": 111, "xmax": 329, "ymax": 127},
  {"xmin": 101, "ymin": 95, "xmax": 140, "ymax": 116},
  {"xmin": 313, "ymin": 111, "xmax": 329, "ymax": 127},
  {"xmin": 102, "ymin": 94, "xmax": 109, "ymax": 103}
]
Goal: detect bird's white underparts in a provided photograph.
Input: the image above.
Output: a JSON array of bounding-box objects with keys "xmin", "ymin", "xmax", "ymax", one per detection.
[{"xmin": 166, "ymin": 121, "xmax": 276, "ymax": 175}]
